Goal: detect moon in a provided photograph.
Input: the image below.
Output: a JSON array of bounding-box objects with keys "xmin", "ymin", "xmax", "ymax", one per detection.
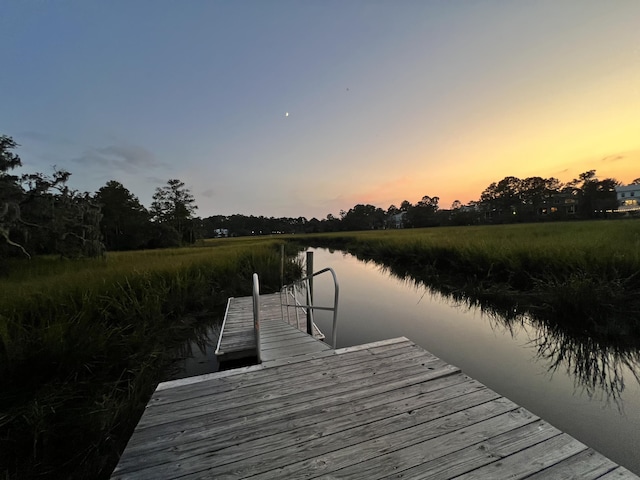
[{"xmin": 285, "ymin": 112, "xmax": 289, "ymax": 117}]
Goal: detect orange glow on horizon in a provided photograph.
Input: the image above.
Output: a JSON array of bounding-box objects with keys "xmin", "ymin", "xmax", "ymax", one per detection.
[{"xmin": 346, "ymin": 144, "xmax": 640, "ymax": 212}]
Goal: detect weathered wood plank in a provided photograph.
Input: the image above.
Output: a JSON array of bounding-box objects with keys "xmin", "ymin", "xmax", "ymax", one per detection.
[
  {"xmin": 259, "ymin": 329, "xmax": 319, "ymax": 341},
  {"xmin": 148, "ymin": 350, "xmax": 445, "ymax": 412},
  {"xmin": 260, "ymin": 321, "xmax": 301, "ymax": 331},
  {"xmin": 522, "ymin": 448, "xmax": 618, "ymax": 480},
  {"xmin": 450, "ymin": 433, "xmax": 588, "ymax": 480},
  {"xmin": 259, "ymin": 333, "xmax": 320, "ymax": 345},
  {"xmin": 598, "ymin": 467, "xmax": 640, "ymax": 479},
  {"xmin": 116, "ymin": 393, "xmax": 518, "ymax": 479},
  {"xmin": 115, "ymin": 365, "xmax": 462, "ymax": 466},
  {"xmin": 137, "ymin": 356, "xmax": 455, "ymax": 430},
  {"xmin": 150, "ymin": 348, "xmax": 424, "ymax": 404},
  {"xmin": 260, "ymin": 345, "xmax": 330, "ymax": 358},
  {"xmin": 119, "ymin": 368, "xmax": 471, "ymax": 469},
  {"xmin": 113, "ymin": 376, "xmax": 490, "ymax": 476},
  {"xmin": 112, "ymin": 336, "xmax": 640, "ymax": 480},
  {"xmin": 216, "ymin": 293, "xmax": 327, "ymax": 362},
  {"xmin": 176, "ymin": 401, "xmax": 528, "ymax": 480},
  {"xmin": 378, "ymin": 420, "xmax": 562, "ymax": 480},
  {"xmin": 260, "ymin": 341, "xmax": 331, "ymax": 361},
  {"xmin": 333, "ymin": 336, "xmax": 411, "ymax": 353},
  {"xmin": 149, "ymin": 343, "xmax": 432, "ymax": 407},
  {"xmin": 259, "ymin": 327, "xmax": 308, "ymax": 337},
  {"xmin": 155, "ymin": 364, "xmax": 265, "ymax": 391},
  {"xmin": 260, "ymin": 348, "xmax": 337, "ymax": 367}
]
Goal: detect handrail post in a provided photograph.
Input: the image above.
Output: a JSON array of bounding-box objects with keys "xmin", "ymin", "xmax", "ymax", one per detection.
[
  {"xmin": 252, "ymin": 273, "xmax": 261, "ymax": 362},
  {"xmin": 294, "ymin": 286, "xmax": 301, "ymax": 329},
  {"xmin": 331, "ymin": 271, "xmax": 339, "ymax": 348},
  {"xmin": 306, "ymin": 251, "xmax": 314, "ymax": 335},
  {"xmin": 280, "ymin": 244, "xmax": 284, "ymax": 287},
  {"xmin": 279, "ymin": 264, "xmax": 339, "ymax": 348}
]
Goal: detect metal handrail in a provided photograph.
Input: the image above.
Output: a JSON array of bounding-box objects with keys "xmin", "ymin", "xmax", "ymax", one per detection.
[
  {"xmin": 280, "ymin": 267, "xmax": 339, "ymax": 348},
  {"xmin": 281, "ymin": 286, "xmax": 304, "ymax": 330},
  {"xmin": 252, "ymin": 273, "xmax": 261, "ymax": 362}
]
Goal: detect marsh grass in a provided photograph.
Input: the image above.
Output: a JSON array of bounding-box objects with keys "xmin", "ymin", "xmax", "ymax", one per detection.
[
  {"xmin": 293, "ymin": 220, "xmax": 640, "ymax": 338},
  {"xmin": 292, "ymin": 222, "xmax": 640, "ymax": 406},
  {"xmin": 0, "ymin": 238, "xmax": 299, "ymax": 480}
]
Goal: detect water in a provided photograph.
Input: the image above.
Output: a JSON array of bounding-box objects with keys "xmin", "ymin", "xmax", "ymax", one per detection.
[
  {"xmin": 164, "ymin": 325, "xmax": 220, "ymax": 381},
  {"xmin": 166, "ymin": 247, "xmax": 640, "ymax": 473},
  {"xmin": 307, "ymin": 248, "xmax": 640, "ymax": 475}
]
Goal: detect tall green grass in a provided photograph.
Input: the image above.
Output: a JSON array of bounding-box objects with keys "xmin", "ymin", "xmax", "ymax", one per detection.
[
  {"xmin": 292, "ymin": 220, "xmax": 640, "ymax": 339},
  {"xmin": 287, "ymin": 221, "xmax": 640, "ymax": 404},
  {"xmin": 0, "ymin": 238, "xmax": 299, "ymax": 480}
]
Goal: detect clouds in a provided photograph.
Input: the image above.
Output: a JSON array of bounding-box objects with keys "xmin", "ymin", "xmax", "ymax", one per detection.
[
  {"xmin": 3, "ymin": 2, "xmax": 640, "ymax": 219},
  {"xmin": 65, "ymin": 144, "xmax": 169, "ymax": 206},
  {"xmin": 18, "ymin": 131, "xmax": 76, "ymax": 147},
  {"xmin": 601, "ymin": 154, "xmax": 625, "ymax": 164},
  {"xmin": 73, "ymin": 144, "xmax": 164, "ymax": 175}
]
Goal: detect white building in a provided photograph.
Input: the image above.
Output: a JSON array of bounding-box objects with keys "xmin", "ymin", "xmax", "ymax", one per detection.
[
  {"xmin": 387, "ymin": 212, "xmax": 406, "ymax": 228},
  {"xmin": 615, "ymin": 185, "xmax": 640, "ymax": 212}
]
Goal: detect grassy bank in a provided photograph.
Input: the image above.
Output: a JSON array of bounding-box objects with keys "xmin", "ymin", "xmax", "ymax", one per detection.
[
  {"xmin": 291, "ymin": 220, "xmax": 640, "ymax": 342},
  {"xmin": 0, "ymin": 238, "xmax": 299, "ymax": 480}
]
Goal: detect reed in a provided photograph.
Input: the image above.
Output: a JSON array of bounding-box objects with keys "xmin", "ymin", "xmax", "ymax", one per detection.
[
  {"xmin": 291, "ymin": 220, "xmax": 640, "ymax": 336},
  {"xmin": 0, "ymin": 238, "xmax": 298, "ymax": 480}
]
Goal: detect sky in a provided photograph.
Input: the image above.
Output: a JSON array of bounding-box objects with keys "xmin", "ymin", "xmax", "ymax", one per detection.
[{"xmin": 2, "ymin": 1, "xmax": 640, "ymax": 219}]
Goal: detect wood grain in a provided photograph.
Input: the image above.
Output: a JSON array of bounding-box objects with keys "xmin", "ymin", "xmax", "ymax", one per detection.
[{"xmin": 112, "ymin": 332, "xmax": 639, "ymax": 479}]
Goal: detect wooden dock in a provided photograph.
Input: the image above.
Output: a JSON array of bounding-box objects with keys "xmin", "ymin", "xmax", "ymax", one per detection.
[
  {"xmin": 112, "ymin": 334, "xmax": 640, "ymax": 479},
  {"xmin": 215, "ymin": 293, "xmax": 329, "ymax": 364}
]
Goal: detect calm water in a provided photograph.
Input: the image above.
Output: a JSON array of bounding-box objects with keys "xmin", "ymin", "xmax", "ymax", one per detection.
[
  {"xmin": 306, "ymin": 248, "xmax": 640, "ymax": 475},
  {"xmin": 169, "ymin": 247, "xmax": 640, "ymax": 473},
  {"xmin": 164, "ymin": 325, "xmax": 220, "ymax": 381}
]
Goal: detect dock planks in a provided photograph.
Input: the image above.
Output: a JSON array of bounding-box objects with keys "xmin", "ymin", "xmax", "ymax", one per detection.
[
  {"xmin": 111, "ymin": 337, "xmax": 639, "ymax": 479},
  {"xmin": 215, "ymin": 293, "xmax": 329, "ymax": 363}
]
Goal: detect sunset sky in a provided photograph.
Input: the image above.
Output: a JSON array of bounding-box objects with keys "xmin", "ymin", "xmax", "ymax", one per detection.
[{"xmin": 2, "ymin": 1, "xmax": 639, "ymax": 219}]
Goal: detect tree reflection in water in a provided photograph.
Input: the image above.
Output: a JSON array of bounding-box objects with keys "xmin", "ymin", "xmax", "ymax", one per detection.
[
  {"xmin": 531, "ymin": 321, "xmax": 640, "ymax": 405},
  {"xmin": 358, "ymin": 253, "xmax": 640, "ymax": 406}
]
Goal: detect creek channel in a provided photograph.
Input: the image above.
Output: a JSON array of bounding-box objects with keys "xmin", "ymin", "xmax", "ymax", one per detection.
[{"xmin": 168, "ymin": 247, "xmax": 640, "ymax": 474}]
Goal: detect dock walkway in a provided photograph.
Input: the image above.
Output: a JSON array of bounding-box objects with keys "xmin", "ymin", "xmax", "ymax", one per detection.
[
  {"xmin": 112, "ymin": 336, "xmax": 639, "ymax": 479},
  {"xmin": 215, "ymin": 292, "xmax": 328, "ymax": 364}
]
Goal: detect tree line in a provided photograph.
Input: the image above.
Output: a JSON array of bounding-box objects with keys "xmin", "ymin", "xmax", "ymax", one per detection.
[
  {"xmin": 1, "ymin": 133, "xmax": 635, "ymax": 262},
  {"xmin": 204, "ymin": 172, "xmax": 631, "ymax": 234},
  {"xmin": 1, "ymin": 135, "xmax": 198, "ymax": 262}
]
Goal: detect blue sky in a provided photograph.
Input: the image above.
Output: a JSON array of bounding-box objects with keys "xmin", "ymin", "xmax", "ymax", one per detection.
[{"xmin": 2, "ymin": 1, "xmax": 639, "ymax": 218}]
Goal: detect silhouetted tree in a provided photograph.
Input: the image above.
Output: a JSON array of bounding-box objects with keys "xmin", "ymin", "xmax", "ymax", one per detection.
[
  {"xmin": 2, "ymin": 135, "xmax": 104, "ymax": 260},
  {"xmin": 449, "ymin": 201, "xmax": 478, "ymax": 226},
  {"xmin": 407, "ymin": 195, "xmax": 440, "ymax": 227},
  {"xmin": 399, "ymin": 200, "xmax": 412, "ymax": 212},
  {"xmin": 517, "ymin": 176, "xmax": 562, "ymax": 220},
  {"xmin": 305, "ymin": 217, "xmax": 321, "ymax": 233},
  {"xmin": 340, "ymin": 204, "xmax": 386, "ymax": 230},
  {"xmin": 566, "ymin": 170, "xmax": 619, "ymax": 218},
  {"xmin": 95, "ymin": 180, "xmax": 151, "ymax": 251},
  {"xmin": 20, "ymin": 169, "xmax": 104, "ymax": 258},
  {"xmin": 151, "ymin": 179, "xmax": 198, "ymax": 243},
  {"xmin": 386, "ymin": 204, "xmax": 400, "ymax": 216},
  {"xmin": 0, "ymin": 135, "xmax": 28, "ymax": 258}
]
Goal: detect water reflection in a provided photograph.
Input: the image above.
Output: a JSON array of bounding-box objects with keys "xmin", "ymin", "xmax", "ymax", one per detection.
[
  {"xmin": 312, "ymin": 245, "xmax": 640, "ymax": 408},
  {"xmin": 532, "ymin": 321, "xmax": 640, "ymax": 405},
  {"xmin": 360, "ymin": 253, "xmax": 640, "ymax": 405},
  {"xmin": 163, "ymin": 320, "xmax": 221, "ymax": 381}
]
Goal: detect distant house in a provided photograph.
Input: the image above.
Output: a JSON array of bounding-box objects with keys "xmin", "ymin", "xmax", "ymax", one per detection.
[
  {"xmin": 387, "ymin": 212, "xmax": 406, "ymax": 228},
  {"xmin": 615, "ymin": 185, "xmax": 640, "ymax": 212},
  {"xmin": 538, "ymin": 193, "xmax": 578, "ymax": 216},
  {"xmin": 214, "ymin": 228, "xmax": 229, "ymax": 238}
]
